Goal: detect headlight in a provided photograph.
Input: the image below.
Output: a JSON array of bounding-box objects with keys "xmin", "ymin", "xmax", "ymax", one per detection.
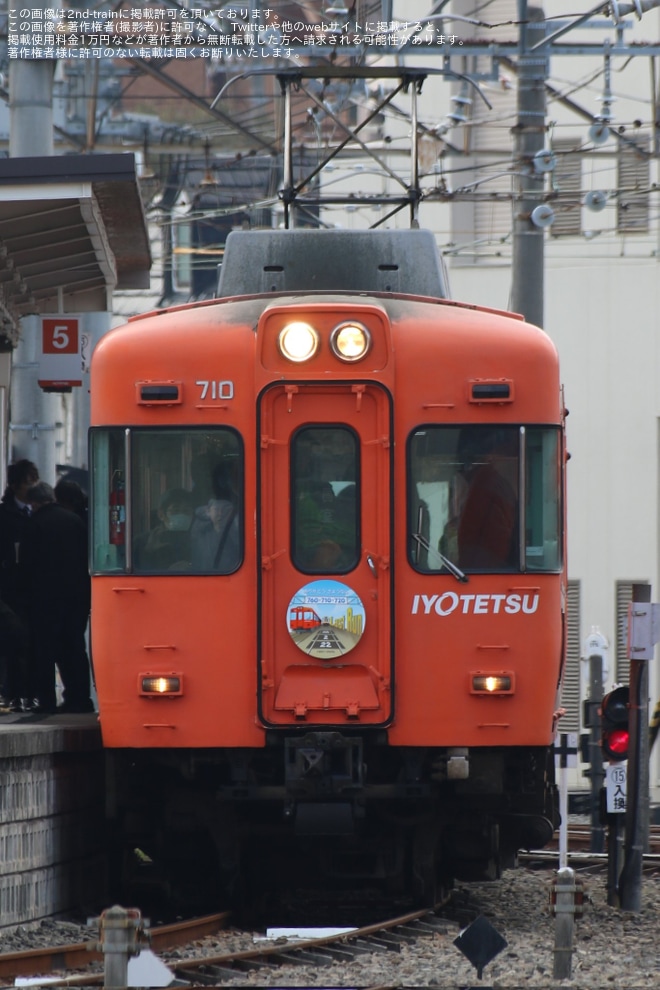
[
  {"xmin": 330, "ymin": 322, "xmax": 371, "ymax": 362},
  {"xmin": 470, "ymin": 672, "xmax": 514, "ymax": 695},
  {"xmin": 140, "ymin": 674, "xmax": 182, "ymax": 696},
  {"xmin": 278, "ymin": 322, "xmax": 319, "ymax": 362}
]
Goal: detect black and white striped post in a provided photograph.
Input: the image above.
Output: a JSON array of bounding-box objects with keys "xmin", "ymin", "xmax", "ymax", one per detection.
[
  {"xmin": 554, "ymin": 731, "xmax": 578, "ymax": 869},
  {"xmin": 552, "ymin": 731, "xmax": 578, "ymax": 979}
]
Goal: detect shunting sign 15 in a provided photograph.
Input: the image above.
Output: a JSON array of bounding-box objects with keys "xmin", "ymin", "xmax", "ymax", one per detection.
[{"xmin": 605, "ymin": 763, "xmax": 627, "ymax": 814}]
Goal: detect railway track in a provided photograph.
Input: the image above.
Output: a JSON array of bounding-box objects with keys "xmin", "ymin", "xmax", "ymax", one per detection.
[
  {"xmin": 0, "ymin": 903, "xmax": 455, "ymax": 986},
  {"xmin": 4, "ymin": 829, "xmax": 660, "ymax": 986},
  {"xmin": 170, "ymin": 905, "xmax": 452, "ymax": 986},
  {"xmin": 542, "ymin": 823, "xmax": 660, "ymax": 856},
  {"xmin": 0, "ymin": 913, "xmax": 231, "ymax": 984}
]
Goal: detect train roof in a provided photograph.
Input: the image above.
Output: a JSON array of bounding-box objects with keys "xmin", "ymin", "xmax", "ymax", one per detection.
[
  {"xmin": 216, "ymin": 229, "xmax": 450, "ymax": 299},
  {"xmin": 126, "ymin": 289, "xmax": 525, "ymax": 329}
]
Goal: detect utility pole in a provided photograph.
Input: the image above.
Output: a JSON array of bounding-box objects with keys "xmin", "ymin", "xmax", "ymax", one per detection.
[
  {"xmin": 7, "ymin": 0, "xmax": 108, "ymax": 486},
  {"xmin": 510, "ymin": 3, "xmax": 548, "ymax": 328}
]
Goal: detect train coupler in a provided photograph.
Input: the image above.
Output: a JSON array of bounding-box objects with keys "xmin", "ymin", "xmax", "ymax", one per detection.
[
  {"xmin": 289, "ymin": 800, "xmax": 356, "ymax": 835},
  {"xmin": 284, "ymin": 732, "xmax": 364, "ymax": 796},
  {"xmin": 283, "ymin": 732, "xmax": 365, "ymax": 836}
]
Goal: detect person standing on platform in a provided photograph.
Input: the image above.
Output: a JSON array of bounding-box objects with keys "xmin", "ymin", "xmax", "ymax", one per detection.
[
  {"xmin": 54, "ymin": 478, "xmax": 88, "ymax": 524},
  {"xmin": 21, "ymin": 481, "xmax": 93, "ymax": 714},
  {"xmin": 0, "ymin": 459, "xmax": 39, "ymax": 710}
]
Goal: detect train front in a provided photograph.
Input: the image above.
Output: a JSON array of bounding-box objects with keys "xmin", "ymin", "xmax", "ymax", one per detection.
[{"xmin": 90, "ymin": 229, "xmax": 566, "ymax": 905}]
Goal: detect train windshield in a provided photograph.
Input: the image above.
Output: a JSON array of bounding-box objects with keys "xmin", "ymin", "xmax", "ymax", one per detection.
[
  {"xmin": 409, "ymin": 426, "xmax": 561, "ymax": 574},
  {"xmin": 89, "ymin": 427, "xmax": 242, "ymax": 574},
  {"xmin": 291, "ymin": 425, "xmax": 359, "ymax": 573}
]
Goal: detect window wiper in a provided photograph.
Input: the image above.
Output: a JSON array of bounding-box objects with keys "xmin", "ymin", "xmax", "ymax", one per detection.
[{"xmin": 411, "ymin": 531, "xmax": 469, "ymax": 583}]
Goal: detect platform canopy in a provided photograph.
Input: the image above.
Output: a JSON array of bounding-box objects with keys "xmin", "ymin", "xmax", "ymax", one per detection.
[{"xmin": 0, "ymin": 153, "xmax": 151, "ymax": 348}]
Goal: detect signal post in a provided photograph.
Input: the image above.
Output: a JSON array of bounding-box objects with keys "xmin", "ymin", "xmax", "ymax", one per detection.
[
  {"xmin": 597, "ymin": 586, "xmax": 660, "ymax": 910},
  {"xmin": 580, "ymin": 630, "xmax": 608, "ymax": 854},
  {"xmin": 618, "ymin": 586, "xmax": 658, "ymax": 911},
  {"xmin": 600, "ymin": 686, "xmax": 630, "ymax": 906}
]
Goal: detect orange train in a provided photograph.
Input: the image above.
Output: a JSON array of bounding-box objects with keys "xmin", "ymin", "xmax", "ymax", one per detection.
[{"xmin": 90, "ymin": 228, "xmax": 567, "ymax": 907}]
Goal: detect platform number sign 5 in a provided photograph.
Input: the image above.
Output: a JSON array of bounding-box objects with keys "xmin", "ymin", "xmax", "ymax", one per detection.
[
  {"xmin": 44, "ymin": 320, "xmax": 77, "ymax": 353},
  {"xmin": 38, "ymin": 317, "xmax": 83, "ymax": 390}
]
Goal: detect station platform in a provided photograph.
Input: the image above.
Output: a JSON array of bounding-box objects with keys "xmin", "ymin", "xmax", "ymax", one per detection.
[{"xmin": 0, "ymin": 711, "xmax": 105, "ymax": 929}]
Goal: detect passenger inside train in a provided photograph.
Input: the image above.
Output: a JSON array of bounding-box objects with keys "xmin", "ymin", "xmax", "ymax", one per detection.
[
  {"xmin": 133, "ymin": 488, "xmax": 195, "ymax": 572},
  {"xmin": 190, "ymin": 497, "xmax": 240, "ymax": 572},
  {"xmin": 291, "ymin": 427, "xmax": 359, "ymax": 573},
  {"xmin": 453, "ymin": 429, "xmax": 518, "ymax": 570}
]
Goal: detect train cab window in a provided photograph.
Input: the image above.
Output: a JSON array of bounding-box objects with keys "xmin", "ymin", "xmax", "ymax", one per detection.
[
  {"xmin": 90, "ymin": 427, "xmax": 242, "ymax": 575},
  {"xmin": 291, "ymin": 426, "xmax": 359, "ymax": 573},
  {"xmin": 90, "ymin": 428, "xmax": 127, "ymax": 573},
  {"xmin": 524, "ymin": 428, "xmax": 562, "ymax": 571},
  {"xmin": 409, "ymin": 426, "xmax": 561, "ymax": 574}
]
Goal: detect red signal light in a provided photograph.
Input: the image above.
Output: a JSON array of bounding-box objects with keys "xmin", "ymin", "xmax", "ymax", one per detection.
[
  {"xmin": 605, "ymin": 727, "xmax": 629, "ymax": 757},
  {"xmin": 600, "ymin": 686, "xmax": 630, "ymax": 762}
]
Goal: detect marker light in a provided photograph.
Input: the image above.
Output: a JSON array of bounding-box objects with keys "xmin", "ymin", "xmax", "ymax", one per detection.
[
  {"xmin": 140, "ymin": 675, "xmax": 182, "ymax": 697},
  {"xmin": 278, "ymin": 321, "xmax": 319, "ymax": 362},
  {"xmin": 330, "ymin": 322, "xmax": 371, "ymax": 362},
  {"xmin": 471, "ymin": 673, "xmax": 514, "ymax": 695}
]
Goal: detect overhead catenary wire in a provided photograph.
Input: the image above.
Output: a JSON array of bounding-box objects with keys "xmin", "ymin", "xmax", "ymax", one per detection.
[{"xmin": 88, "ymin": 0, "xmax": 660, "ymax": 266}]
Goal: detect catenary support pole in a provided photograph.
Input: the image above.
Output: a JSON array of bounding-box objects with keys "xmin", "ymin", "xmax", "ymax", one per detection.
[
  {"xmin": 510, "ymin": 3, "xmax": 548, "ymax": 328},
  {"xmin": 7, "ymin": 0, "xmax": 61, "ymax": 478}
]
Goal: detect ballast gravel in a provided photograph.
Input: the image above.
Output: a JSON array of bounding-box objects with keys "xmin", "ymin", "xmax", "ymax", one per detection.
[
  {"xmin": 3, "ymin": 867, "xmax": 660, "ymax": 987},
  {"xmin": 231, "ymin": 868, "xmax": 660, "ymax": 988}
]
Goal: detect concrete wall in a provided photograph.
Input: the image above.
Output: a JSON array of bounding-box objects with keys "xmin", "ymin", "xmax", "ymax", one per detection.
[{"xmin": 0, "ymin": 721, "xmax": 105, "ymax": 929}]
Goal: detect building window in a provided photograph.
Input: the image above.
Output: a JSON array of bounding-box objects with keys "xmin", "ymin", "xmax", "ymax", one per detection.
[
  {"xmin": 615, "ymin": 580, "xmax": 650, "ymax": 683},
  {"xmin": 617, "ymin": 138, "xmax": 650, "ymax": 234},
  {"xmin": 560, "ymin": 579, "xmax": 581, "ymax": 732},
  {"xmin": 550, "ymin": 141, "xmax": 582, "ymax": 238},
  {"xmin": 172, "ymin": 220, "xmax": 193, "ymax": 292}
]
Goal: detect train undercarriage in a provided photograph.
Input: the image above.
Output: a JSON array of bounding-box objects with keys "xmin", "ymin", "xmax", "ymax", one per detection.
[{"xmin": 106, "ymin": 735, "xmax": 559, "ymax": 913}]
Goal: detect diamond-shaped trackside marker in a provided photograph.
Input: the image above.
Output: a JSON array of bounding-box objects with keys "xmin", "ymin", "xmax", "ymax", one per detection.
[{"xmin": 453, "ymin": 914, "xmax": 508, "ymax": 979}]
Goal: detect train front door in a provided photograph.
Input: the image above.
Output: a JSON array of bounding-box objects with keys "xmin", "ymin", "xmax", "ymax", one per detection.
[{"xmin": 258, "ymin": 383, "xmax": 393, "ymax": 726}]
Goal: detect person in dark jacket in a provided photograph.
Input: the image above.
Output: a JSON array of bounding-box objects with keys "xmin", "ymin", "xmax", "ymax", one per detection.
[
  {"xmin": 0, "ymin": 459, "xmax": 39, "ymax": 709},
  {"xmin": 54, "ymin": 478, "xmax": 88, "ymax": 523},
  {"xmin": 21, "ymin": 481, "xmax": 93, "ymax": 714},
  {"xmin": 0, "ymin": 598, "xmax": 29, "ymax": 707}
]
